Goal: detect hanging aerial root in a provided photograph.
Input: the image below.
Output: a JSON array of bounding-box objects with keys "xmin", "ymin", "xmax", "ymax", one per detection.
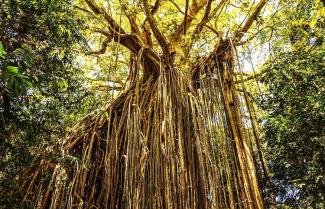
[{"xmin": 17, "ymin": 42, "xmax": 265, "ymax": 209}]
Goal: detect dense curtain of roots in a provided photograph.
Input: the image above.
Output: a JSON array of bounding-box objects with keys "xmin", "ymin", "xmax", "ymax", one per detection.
[{"xmin": 18, "ymin": 43, "xmax": 266, "ymax": 209}]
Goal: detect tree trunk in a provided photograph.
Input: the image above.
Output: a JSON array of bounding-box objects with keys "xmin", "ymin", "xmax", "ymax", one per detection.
[{"xmin": 18, "ymin": 40, "xmax": 265, "ymax": 209}]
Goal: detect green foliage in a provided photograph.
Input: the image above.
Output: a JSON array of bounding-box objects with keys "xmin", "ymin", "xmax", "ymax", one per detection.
[
  {"xmin": 258, "ymin": 50, "xmax": 325, "ymax": 208},
  {"xmin": 1, "ymin": 65, "xmax": 33, "ymax": 94},
  {"xmin": 0, "ymin": 42, "xmax": 5, "ymax": 58},
  {"xmin": 253, "ymin": 1, "xmax": 325, "ymax": 207},
  {"xmin": 0, "ymin": 1, "xmax": 103, "ymax": 207}
]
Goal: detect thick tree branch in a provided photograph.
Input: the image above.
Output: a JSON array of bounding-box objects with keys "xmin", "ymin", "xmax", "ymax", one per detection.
[
  {"xmin": 169, "ymin": 0, "xmax": 208, "ymax": 44},
  {"xmin": 184, "ymin": 0, "xmax": 190, "ymax": 35},
  {"xmin": 150, "ymin": 0, "xmax": 162, "ymax": 15},
  {"xmin": 121, "ymin": 4, "xmax": 141, "ymax": 35},
  {"xmin": 182, "ymin": 0, "xmax": 226, "ymax": 64},
  {"xmin": 143, "ymin": 0, "xmax": 171, "ymax": 60},
  {"xmin": 197, "ymin": 0, "xmax": 228, "ymax": 36},
  {"xmin": 170, "ymin": 0, "xmax": 189, "ymax": 16},
  {"xmin": 85, "ymin": 0, "xmax": 161, "ymax": 76},
  {"xmin": 234, "ymin": 0, "xmax": 269, "ymax": 42},
  {"xmin": 140, "ymin": 0, "xmax": 162, "ymax": 49},
  {"xmin": 142, "ymin": 0, "xmax": 163, "ymax": 26},
  {"xmin": 128, "ymin": 14, "xmax": 141, "ymax": 34},
  {"xmin": 192, "ymin": 0, "xmax": 213, "ymax": 36},
  {"xmin": 74, "ymin": 5, "xmax": 94, "ymax": 15},
  {"xmin": 84, "ymin": 0, "xmax": 126, "ymax": 34},
  {"xmin": 120, "ymin": 3, "xmax": 154, "ymax": 48},
  {"xmin": 92, "ymin": 28, "xmax": 159, "ymax": 65},
  {"xmin": 207, "ymin": 0, "xmax": 228, "ymax": 22}
]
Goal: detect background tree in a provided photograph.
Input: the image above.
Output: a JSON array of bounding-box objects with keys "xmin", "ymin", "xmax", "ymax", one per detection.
[
  {"xmin": 255, "ymin": 0, "xmax": 325, "ymax": 208},
  {"xmin": 258, "ymin": 50, "xmax": 324, "ymax": 208},
  {"xmin": 0, "ymin": 0, "xmax": 107, "ymax": 206}
]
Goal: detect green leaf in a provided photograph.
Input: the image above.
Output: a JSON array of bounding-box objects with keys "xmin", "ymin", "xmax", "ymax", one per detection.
[
  {"xmin": 5, "ymin": 66, "xmax": 19, "ymax": 76},
  {"xmin": 0, "ymin": 42, "xmax": 5, "ymax": 58},
  {"xmin": 22, "ymin": 79, "xmax": 33, "ymax": 88}
]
